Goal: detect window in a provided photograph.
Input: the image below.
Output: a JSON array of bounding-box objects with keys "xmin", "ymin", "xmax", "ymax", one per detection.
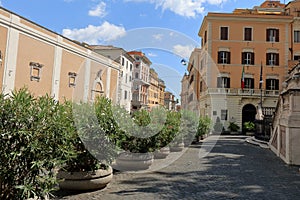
[
  {"xmin": 189, "ymin": 75, "xmax": 194, "ymax": 85},
  {"xmin": 68, "ymin": 72, "xmax": 77, "ymax": 87},
  {"xmin": 266, "ymin": 28, "xmax": 279, "ymax": 42},
  {"xmin": 244, "ymin": 78, "xmax": 254, "ymax": 89},
  {"xmin": 221, "ymin": 110, "xmax": 228, "ymax": 120},
  {"xmin": 129, "ymin": 76, "xmax": 132, "ymax": 82},
  {"xmin": 242, "ymin": 52, "xmax": 254, "ymax": 65},
  {"xmin": 294, "ymin": 55, "xmax": 300, "ymax": 61},
  {"xmin": 204, "ymin": 30, "xmax": 207, "ymax": 44},
  {"xmin": 29, "ymin": 62, "xmax": 43, "ymax": 82},
  {"xmin": 126, "ymin": 61, "xmax": 128, "ymax": 69},
  {"xmin": 122, "ymin": 57, "xmax": 125, "ymax": 66},
  {"xmin": 266, "ymin": 53, "xmax": 279, "ymax": 66},
  {"xmin": 218, "ymin": 51, "xmax": 231, "ymax": 64},
  {"xmin": 294, "ymin": 31, "xmax": 300, "ymax": 43},
  {"xmin": 220, "ymin": 27, "xmax": 228, "ymax": 40},
  {"xmin": 200, "ymin": 81, "xmax": 203, "ymax": 92},
  {"xmin": 126, "ymin": 74, "xmax": 128, "ymax": 83},
  {"xmin": 130, "ymin": 64, "xmax": 133, "ymax": 71},
  {"xmin": 217, "ymin": 77, "xmax": 230, "ymax": 88},
  {"xmin": 244, "ymin": 28, "xmax": 252, "ymax": 41},
  {"xmin": 124, "ymin": 90, "xmax": 128, "ymax": 99},
  {"xmin": 266, "ymin": 79, "xmax": 279, "ymax": 90},
  {"xmin": 135, "ymin": 64, "xmax": 139, "ymax": 68}
]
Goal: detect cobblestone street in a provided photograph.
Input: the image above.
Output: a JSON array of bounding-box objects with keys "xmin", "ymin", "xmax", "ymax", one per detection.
[{"xmin": 54, "ymin": 135, "xmax": 300, "ymax": 200}]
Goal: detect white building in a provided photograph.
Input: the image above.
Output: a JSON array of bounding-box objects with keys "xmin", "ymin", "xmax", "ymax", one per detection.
[
  {"xmin": 90, "ymin": 45, "xmax": 134, "ymax": 111},
  {"xmin": 128, "ymin": 51, "xmax": 151, "ymax": 111}
]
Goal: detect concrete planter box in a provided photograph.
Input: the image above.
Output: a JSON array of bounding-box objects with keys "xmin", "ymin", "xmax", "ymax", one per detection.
[
  {"xmin": 116, "ymin": 152, "xmax": 154, "ymax": 171},
  {"xmin": 57, "ymin": 166, "xmax": 113, "ymax": 191},
  {"xmin": 154, "ymin": 147, "xmax": 170, "ymax": 159},
  {"xmin": 170, "ymin": 142, "xmax": 185, "ymax": 152}
]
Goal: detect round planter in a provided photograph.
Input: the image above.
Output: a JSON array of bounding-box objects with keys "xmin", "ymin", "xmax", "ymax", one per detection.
[
  {"xmin": 154, "ymin": 147, "xmax": 170, "ymax": 159},
  {"xmin": 246, "ymin": 131, "xmax": 255, "ymax": 136},
  {"xmin": 57, "ymin": 166, "xmax": 113, "ymax": 191},
  {"xmin": 169, "ymin": 142, "xmax": 184, "ymax": 152},
  {"xmin": 116, "ymin": 152, "xmax": 154, "ymax": 171}
]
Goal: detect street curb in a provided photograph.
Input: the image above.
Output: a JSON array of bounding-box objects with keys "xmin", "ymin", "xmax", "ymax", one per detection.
[{"xmin": 245, "ymin": 136, "xmax": 269, "ymax": 149}]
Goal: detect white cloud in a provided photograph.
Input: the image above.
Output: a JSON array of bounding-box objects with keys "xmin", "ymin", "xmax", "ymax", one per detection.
[
  {"xmin": 172, "ymin": 44, "xmax": 194, "ymax": 58},
  {"xmin": 88, "ymin": 1, "xmax": 107, "ymax": 18},
  {"xmin": 153, "ymin": 33, "xmax": 163, "ymax": 41},
  {"xmin": 62, "ymin": 21, "xmax": 126, "ymax": 44},
  {"xmin": 124, "ymin": 0, "xmax": 228, "ymax": 18}
]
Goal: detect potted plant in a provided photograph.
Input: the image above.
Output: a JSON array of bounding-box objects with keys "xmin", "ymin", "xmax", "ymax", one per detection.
[
  {"xmin": 243, "ymin": 121, "xmax": 255, "ymax": 136},
  {"xmin": 228, "ymin": 121, "xmax": 240, "ymax": 134},
  {"xmin": 57, "ymin": 98, "xmax": 116, "ymax": 191},
  {"xmin": 179, "ymin": 110, "xmax": 199, "ymax": 146},
  {"xmin": 0, "ymin": 88, "xmax": 76, "ymax": 199},
  {"xmin": 113, "ymin": 108, "xmax": 157, "ymax": 170},
  {"xmin": 196, "ymin": 116, "xmax": 212, "ymax": 141}
]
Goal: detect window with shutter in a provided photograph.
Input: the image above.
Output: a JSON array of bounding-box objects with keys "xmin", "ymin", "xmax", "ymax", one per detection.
[
  {"xmin": 266, "ymin": 53, "xmax": 279, "ymax": 66},
  {"xmin": 242, "ymin": 52, "xmax": 254, "ymax": 65},
  {"xmin": 220, "ymin": 27, "xmax": 228, "ymax": 40},
  {"xmin": 266, "ymin": 29, "xmax": 279, "ymax": 42},
  {"xmin": 244, "ymin": 28, "xmax": 252, "ymax": 41},
  {"xmin": 266, "ymin": 79, "xmax": 279, "ymax": 90}
]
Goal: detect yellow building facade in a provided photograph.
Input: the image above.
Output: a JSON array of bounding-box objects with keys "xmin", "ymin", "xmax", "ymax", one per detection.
[
  {"xmin": 148, "ymin": 68, "xmax": 160, "ymax": 109},
  {"xmin": 192, "ymin": 0, "xmax": 300, "ymax": 132},
  {"xmin": 0, "ymin": 7, "xmax": 120, "ymax": 103}
]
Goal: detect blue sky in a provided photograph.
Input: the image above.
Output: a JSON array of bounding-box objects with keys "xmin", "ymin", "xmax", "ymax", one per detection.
[{"xmin": 0, "ymin": 0, "xmax": 289, "ymax": 98}]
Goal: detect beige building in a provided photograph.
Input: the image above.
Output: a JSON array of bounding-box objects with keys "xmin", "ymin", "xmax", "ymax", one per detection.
[
  {"xmin": 89, "ymin": 45, "xmax": 134, "ymax": 111},
  {"xmin": 180, "ymin": 73, "xmax": 189, "ymax": 111},
  {"xmin": 158, "ymin": 78, "xmax": 166, "ymax": 107},
  {"xmin": 192, "ymin": 0, "xmax": 300, "ymax": 132},
  {"xmin": 270, "ymin": 62, "xmax": 300, "ymax": 165},
  {"xmin": 164, "ymin": 91, "xmax": 176, "ymax": 110},
  {"xmin": 0, "ymin": 7, "xmax": 120, "ymax": 103},
  {"xmin": 148, "ymin": 68, "xmax": 160, "ymax": 109},
  {"xmin": 128, "ymin": 51, "xmax": 151, "ymax": 111}
]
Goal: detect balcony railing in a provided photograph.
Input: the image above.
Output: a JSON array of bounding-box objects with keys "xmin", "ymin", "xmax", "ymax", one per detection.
[{"xmin": 200, "ymin": 88, "xmax": 279, "ymax": 97}]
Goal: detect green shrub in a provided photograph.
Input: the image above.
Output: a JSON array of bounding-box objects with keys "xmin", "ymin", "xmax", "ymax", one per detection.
[
  {"xmin": 228, "ymin": 122, "xmax": 240, "ymax": 132},
  {"xmin": 0, "ymin": 88, "xmax": 76, "ymax": 199},
  {"xmin": 179, "ymin": 110, "xmax": 199, "ymax": 144},
  {"xmin": 197, "ymin": 116, "xmax": 212, "ymax": 137},
  {"xmin": 243, "ymin": 121, "xmax": 255, "ymax": 131},
  {"xmin": 64, "ymin": 100, "xmax": 117, "ymax": 172}
]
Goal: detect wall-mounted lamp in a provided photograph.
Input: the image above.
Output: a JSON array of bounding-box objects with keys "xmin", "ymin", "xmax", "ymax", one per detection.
[
  {"xmin": 68, "ymin": 72, "xmax": 77, "ymax": 87},
  {"xmin": 181, "ymin": 59, "xmax": 187, "ymax": 66},
  {"xmin": 29, "ymin": 62, "xmax": 43, "ymax": 82}
]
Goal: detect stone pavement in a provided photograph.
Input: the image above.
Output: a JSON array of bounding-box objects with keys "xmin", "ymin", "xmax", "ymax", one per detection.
[{"xmin": 54, "ymin": 135, "xmax": 300, "ymax": 200}]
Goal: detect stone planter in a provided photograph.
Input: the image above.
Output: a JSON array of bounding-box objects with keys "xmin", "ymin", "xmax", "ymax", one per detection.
[
  {"xmin": 246, "ymin": 131, "xmax": 255, "ymax": 136},
  {"xmin": 154, "ymin": 147, "xmax": 170, "ymax": 159},
  {"xmin": 169, "ymin": 142, "xmax": 184, "ymax": 152},
  {"xmin": 57, "ymin": 166, "xmax": 113, "ymax": 191},
  {"xmin": 116, "ymin": 152, "xmax": 154, "ymax": 171}
]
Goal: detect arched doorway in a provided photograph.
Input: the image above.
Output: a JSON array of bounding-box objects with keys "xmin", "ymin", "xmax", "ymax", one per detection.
[{"xmin": 242, "ymin": 104, "xmax": 256, "ymax": 134}]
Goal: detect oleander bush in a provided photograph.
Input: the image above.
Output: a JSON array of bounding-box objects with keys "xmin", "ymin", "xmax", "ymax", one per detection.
[
  {"xmin": 63, "ymin": 99, "xmax": 118, "ymax": 173},
  {"xmin": 0, "ymin": 88, "xmax": 76, "ymax": 200},
  {"xmin": 197, "ymin": 116, "xmax": 212, "ymax": 138},
  {"xmin": 179, "ymin": 110, "xmax": 199, "ymax": 144}
]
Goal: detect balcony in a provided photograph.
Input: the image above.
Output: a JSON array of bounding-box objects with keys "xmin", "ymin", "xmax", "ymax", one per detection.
[
  {"xmin": 200, "ymin": 88, "xmax": 279, "ymax": 97},
  {"xmin": 133, "ymin": 78, "xmax": 150, "ymax": 86}
]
